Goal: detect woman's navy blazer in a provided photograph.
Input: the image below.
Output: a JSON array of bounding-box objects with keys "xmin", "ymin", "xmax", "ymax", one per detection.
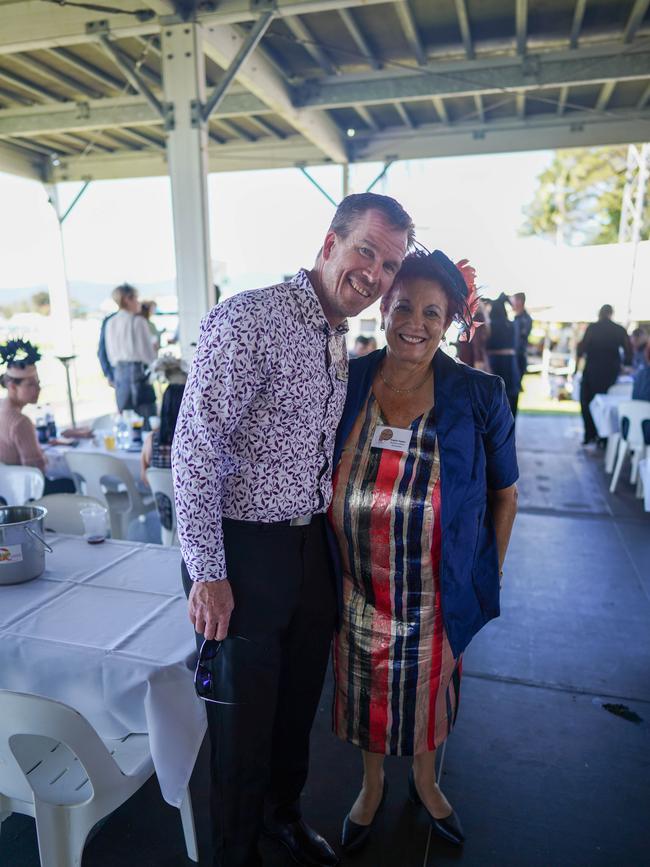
[{"xmin": 331, "ymin": 347, "xmax": 518, "ymax": 658}]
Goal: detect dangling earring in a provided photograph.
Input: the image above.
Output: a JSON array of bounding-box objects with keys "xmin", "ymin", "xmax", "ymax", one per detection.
[{"xmin": 380, "ymin": 319, "xmax": 385, "ymax": 331}]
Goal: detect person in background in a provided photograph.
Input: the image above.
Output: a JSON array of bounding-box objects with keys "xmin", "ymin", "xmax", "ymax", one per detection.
[
  {"xmin": 630, "ymin": 327, "xmax": 648, "ymax": 372},
  {"xmin": 141, "ymin": 358, "xmax": 187, "ymax": 481},
  {"xmin": 486, "ymin": 293, "xmax": 519, "ymax": 416},
  {"xmin": 105, "ymin": 283, "xmax": 157, "ymax": 423},
  {"xmin": 351, "ymin": 335, "xmax": 373, "ymax": 358},
  {"xmin": 0, "ymin": 339, "xmax": 74, "ymax": 495},
  {"xmin": 510, "ymin": 292, "xmax": 532, "ymax": 415},
  {"xmin": 456, "ymin": 297, "xmax": 490, "ymax": 370},
  {"xmin": 97, "ymin": 309, "xmax": 116, "ymax": 386},
  {"xmin": 577, "ymin": 305, "xmax": 632, "ymax": 446},
  {"xmin": 173, "ymin": 192, "xmax": 414, "ymax": 867},
  {"xmin": 142, "ymin": 358, "xmax": 187, "ymax": 535},
  {"xmin": 140, "ymin": 300, "xmax": 161, "ymax": 352},
  {"xmin": 632, "ymin": 342, "xmax": 650, "ymax": 401},
  {"xmin": 331, "ymin": 251, "xmax": 518, "ymax": 853}
]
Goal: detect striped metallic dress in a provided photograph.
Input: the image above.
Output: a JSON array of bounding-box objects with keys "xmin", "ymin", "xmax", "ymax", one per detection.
[{"xmin": 330, "ymin": 392, "xmax": 462, "ymax": 756}]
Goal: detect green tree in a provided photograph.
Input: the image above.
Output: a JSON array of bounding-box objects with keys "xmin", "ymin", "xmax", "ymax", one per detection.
[
  {"xmin": 520, "ymin": 146, "xmax": 650, "ymax": 246},
  {"xmin": 31, "ymin": 291, "xmax": 50, "ymax": 312}
]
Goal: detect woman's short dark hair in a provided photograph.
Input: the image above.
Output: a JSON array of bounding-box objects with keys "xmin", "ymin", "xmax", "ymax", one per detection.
[
  {"xmin": 159, "ymin": 383, "xmax": 185, "ymax": 446},
  {"xmin": 329, "ymin": 193, "xmax": 416, "ymax": 248},
  {"xmin": 381, "ymin": 249, "xmax": 473, "ymax": 332}
]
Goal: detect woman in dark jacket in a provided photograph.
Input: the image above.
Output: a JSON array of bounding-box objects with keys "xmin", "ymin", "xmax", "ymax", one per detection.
[
  {"xmin": 330, "ymin": 251, "xmax": 518, "ymax": 852},
  {"xmin": 485, "ymin": 292, "xmax": 519, "ymax": 415}
]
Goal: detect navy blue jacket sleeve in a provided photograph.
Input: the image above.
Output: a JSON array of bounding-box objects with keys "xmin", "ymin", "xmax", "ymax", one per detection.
[{"xmin": 485, "ymin": 377, "xmax": 519, "ymax": 490}]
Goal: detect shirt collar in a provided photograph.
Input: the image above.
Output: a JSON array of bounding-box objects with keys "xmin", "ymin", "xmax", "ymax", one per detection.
[{"xmin": 290, "ymin": 269, "xmax": 349, "ymax": 336}]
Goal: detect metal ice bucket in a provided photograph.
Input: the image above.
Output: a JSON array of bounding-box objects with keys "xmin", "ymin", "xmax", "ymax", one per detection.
[{"xmin": 0, "ymin": 506, "xmax": 52, "ymax": 585}]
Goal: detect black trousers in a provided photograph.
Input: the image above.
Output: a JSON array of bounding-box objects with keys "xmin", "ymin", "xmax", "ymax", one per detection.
[
  {"xmin": 181, "ymin": 515, "xmax": 337, "ymax": 867},
  {"xmin": 580, "ymin": 369, "xmax": 617, "ymax": 443}
]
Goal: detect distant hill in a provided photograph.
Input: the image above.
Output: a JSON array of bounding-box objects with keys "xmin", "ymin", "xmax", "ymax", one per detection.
[{"xmin": 0, "ymin": 279, "xmax": 177, "ymax": 313}]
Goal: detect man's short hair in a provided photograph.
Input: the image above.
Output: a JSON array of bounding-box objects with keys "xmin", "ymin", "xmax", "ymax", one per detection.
[
  {"xmin": 329, "ymin": 193, "xmax": 415, "ymax": 248},
  {"xmin": 112, "ymin": 282, "xmax": 138, "ymax": 309},
  {"xmin": 512, "ymin": 292, "xmax": 526, "ymax": 305},
  {"xmin": 631, "ymin": 327, "xmax": 647, "ymax": 338},
  {"xmin": 354, "ymin": 335, "xmax": 371, "ymax": 348},
  {"xmin": 599, "ymin": 304, "xmax": 614, "ymax": 319}
]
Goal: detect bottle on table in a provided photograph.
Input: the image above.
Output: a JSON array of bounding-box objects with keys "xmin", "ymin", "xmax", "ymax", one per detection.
[
  {"xmin": 35, "ymin": 407, "xmax": 49, "ymax": 444},
  {"xmin": 44, "ymin": 406, "xmax": 57, "ymax": 440},
  {"xmin": 114, "ymin": 414, "xmax": 131, "ymax": 450}
]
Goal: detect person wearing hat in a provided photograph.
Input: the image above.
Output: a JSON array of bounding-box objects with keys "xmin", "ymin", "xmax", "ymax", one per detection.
[
  {"xmin": 330, "ymin": 250, "xmax": 518, "ymax": 852},
  {"xmin": 0, "ymin": 339, "xmax": 48, "ymax": 474},
  {"xmin": 0, "ymin": 339, "xmax": 77, "ymax": 496}
]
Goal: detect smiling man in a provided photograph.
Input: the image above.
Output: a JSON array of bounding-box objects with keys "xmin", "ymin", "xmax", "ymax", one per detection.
[{"xmin": 173, "ymin": 193, "xmax": 414, "ymax": 867}]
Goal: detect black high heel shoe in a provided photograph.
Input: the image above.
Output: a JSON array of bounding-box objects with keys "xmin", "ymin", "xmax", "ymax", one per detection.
[
  {"xmin": 408, "ymin": 768, "xmax": 464, "ymax": 846},
  {"xmin": 341, "ymin": 778, "xmax": 388, "ymax": 853}
]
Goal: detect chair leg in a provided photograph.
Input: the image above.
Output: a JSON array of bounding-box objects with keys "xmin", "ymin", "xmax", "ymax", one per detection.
[
  {"xmin": 609, "ymin": 441, "xmax": 628, "ymax": 493},
  {"xmin": 604, "ymin": 433, "xmax": 620, "ymax": 474},
  {"xmin": 179, "ymin": 788, "xmax": 198, "ymax": 863},
  {"xmin": 34, "ymin": 800, "xmax": 88, "ymax": 867},
  {"xmin": 630, "ymin": 449, "xmax": 640, "ymax": 485}
]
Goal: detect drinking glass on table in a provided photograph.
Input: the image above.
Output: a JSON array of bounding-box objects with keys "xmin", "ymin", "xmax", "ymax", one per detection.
[
  {"xmin": 80, "ymin": 505, "xmax": 109, "ymax": 544},
  {"xmin": 103, "ymin": 433, "xmax": 116, "ymax": 451}
]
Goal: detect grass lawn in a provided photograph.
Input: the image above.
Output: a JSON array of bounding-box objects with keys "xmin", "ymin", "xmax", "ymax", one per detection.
[{"xmin": 518, "ymin": 373, "xmax": 580, "ymax": 415}]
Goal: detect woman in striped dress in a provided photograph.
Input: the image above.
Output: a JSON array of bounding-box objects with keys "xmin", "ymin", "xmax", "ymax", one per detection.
[{"xmin": 330, "ymin": 250, "xmax": 518, "ymax": 852}]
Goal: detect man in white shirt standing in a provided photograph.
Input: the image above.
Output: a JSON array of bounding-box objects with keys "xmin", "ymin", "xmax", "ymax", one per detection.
[{"xmin": 105, "ymin": 283, "xmax": 157, "ymax": 422}]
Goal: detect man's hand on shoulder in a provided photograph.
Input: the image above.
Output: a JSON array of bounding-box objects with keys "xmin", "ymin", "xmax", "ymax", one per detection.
[{"xmin": 188, "ymin": 579, "xmax": 234, "ymax": 641}]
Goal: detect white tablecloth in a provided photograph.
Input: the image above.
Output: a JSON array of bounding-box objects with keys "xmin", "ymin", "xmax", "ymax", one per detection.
[
  {"xmin": 589, "ymin": 394, "xmax": 626, "ymax": 438},
  {"xmin": 45, "ymin": 439, "xmax": 143, "ymax": 481},
  {"xmin": 0, "ymin": 535, "xmax": 205, "ymax": 807}
]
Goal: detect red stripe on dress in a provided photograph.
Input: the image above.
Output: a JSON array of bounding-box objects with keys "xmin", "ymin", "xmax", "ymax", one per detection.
[
  {"xmin": 367, "ymin": 447, "xmax": 402, "ymax": 752},
  {"xmin": 427, "ymin": 478, "xmax": 444, "ymax": 751}
]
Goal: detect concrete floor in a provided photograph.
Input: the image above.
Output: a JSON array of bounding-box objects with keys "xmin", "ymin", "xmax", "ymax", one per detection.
[{"xmin": 2, "ymin": 413, "xmax": 649, "ymax": 867}]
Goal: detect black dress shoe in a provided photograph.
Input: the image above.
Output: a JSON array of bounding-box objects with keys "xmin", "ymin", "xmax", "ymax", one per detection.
[
  {"xmin": 408, "ymin": 768, "xmax": 464, "ymax": 846},
  {"xmin": 263, "ymin": 818, "xmax": 339, "ymax": 866},
  {"xmin": 341, "ymin": 778, "xmax": 388, "ymax": 853}
]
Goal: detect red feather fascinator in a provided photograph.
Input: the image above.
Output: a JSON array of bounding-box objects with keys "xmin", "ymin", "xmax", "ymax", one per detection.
[{"xmin": 455, "ymin": 258, "xmax": 482, "ymax": 343}]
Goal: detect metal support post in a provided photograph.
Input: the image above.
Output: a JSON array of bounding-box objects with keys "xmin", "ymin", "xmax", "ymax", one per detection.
[
  {"xmin": 341, "ymin": 162, "xmax": 350, "ymax": 199},
  {"xmin": 366, "ymin": 160, "xmax": 394, "ymax": 193},
  {"xmin": 99, "ymin": 34, "xmax": 165, "ymax": 119},
  {"xmin": 162, "ymin": 21, "xmax": 214, "ymax": 355},
  {"xmin": 202, "ymin": 10, "xmax": 274, "ymax": 121},
  {"xmin": 44, "ymin": 183, "xmax": 76, "ymax": 358},
  {"xmin": 298, "ymin": 165, "xmax": 338, "ymax": 206},
  {"xmin": 618, "ymin": 143, "xmax": 650, "ymax": 326}
]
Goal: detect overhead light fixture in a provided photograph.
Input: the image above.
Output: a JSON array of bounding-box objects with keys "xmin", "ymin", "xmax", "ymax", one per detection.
[{"xmin": 347, "ymin": 128, "xmax": 356, "ymax": 138}]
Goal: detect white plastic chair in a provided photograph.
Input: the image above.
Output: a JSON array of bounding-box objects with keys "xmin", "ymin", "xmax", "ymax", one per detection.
[
  {"xmin": 65, "ymin": 452, "xmax": 154, "ymax": 541},
  {"xmin": 0, "ymin": 690, "xmax": 197, "ymax": 867},
  {"xmin": 29, "ymin": 494, "xmax": 107, "ymax": 536},
  {"xmin": 91, "ymin": 414, "xmax": 116, "ymax": 432},
  {"xmin": 0, "ymin": 465, "xmax": 45, "ymax": 506},
  {"xmin": 609, "ymin": 400, "xmax": 650, "ymax": 494},
  {"xmin": 146, "ymin": 468, "xmax": 178, "ymax": 546},
  {"xmin": 606, "ymin": 383, "xmax": 633, "ymax": 397}
]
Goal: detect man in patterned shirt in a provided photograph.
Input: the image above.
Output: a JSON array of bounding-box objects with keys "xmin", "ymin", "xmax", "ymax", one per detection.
[{"xmin": 173, "ymin": 193, "xmax": 414, "ymax": 867}]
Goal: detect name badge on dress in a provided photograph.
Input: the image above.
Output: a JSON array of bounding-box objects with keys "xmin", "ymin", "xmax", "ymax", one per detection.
[{"xmin": 371, "ymin": 424, "xmax": 412, "ymax": 452}]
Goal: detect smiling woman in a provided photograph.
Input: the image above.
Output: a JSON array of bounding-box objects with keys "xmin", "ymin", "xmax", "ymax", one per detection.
[{"xmin": 329, "ymin": 249, "xmax": 519, "ymax": 854}]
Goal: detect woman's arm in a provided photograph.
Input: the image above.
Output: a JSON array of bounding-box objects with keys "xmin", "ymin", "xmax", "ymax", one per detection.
[
  {"xmin": 140, "ymin": 431, "xmax": 153, "ymax": 484},
  {"xmin": 15, "ymin": 416, "xmax": 47, "ymax": 473},
  {"xmin": 488, "ymin": 484, "xmax": 518, "ymax": 576}
]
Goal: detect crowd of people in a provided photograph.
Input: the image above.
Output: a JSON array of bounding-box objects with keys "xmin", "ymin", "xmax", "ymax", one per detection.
[{"xmin": 455, "ymin": 290, "xmax": 532, "ymax": 417}]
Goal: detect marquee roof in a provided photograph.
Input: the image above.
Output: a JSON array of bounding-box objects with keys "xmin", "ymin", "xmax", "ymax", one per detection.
[{"xmin": 0, "ymin": 0, "xmax": 649, "ymax": 182}]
